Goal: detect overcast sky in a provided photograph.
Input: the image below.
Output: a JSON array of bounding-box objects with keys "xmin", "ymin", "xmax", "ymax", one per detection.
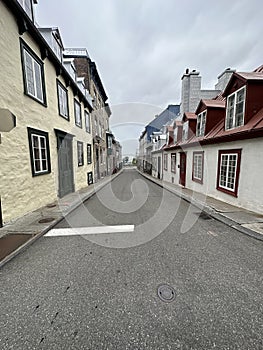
[{"xmin": 36, "ymin": 0, "xmax": 263, "ymax": 155}]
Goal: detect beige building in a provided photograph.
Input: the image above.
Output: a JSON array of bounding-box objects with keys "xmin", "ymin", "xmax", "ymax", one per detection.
[
  {"xmin": 0, "ymin": 0, "xmax": 95, "ymax": 225},
  {"xmin": 63, "ymin": 49, "xmax": 112, "ymax": 182}
]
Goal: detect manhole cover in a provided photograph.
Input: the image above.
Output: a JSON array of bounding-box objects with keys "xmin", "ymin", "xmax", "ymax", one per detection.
[
  {"xmin": 157, "ymin": 284, "xmax": 176, "ymax": 303},
  {"xmin": 38, "ymin": 217, "xmax": 55, "ymax": 224}
]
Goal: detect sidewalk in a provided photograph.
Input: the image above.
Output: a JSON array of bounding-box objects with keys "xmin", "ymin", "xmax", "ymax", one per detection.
[
  {"xmin": 0, "ymin": 170, "xmax": 123, "ymax": 268},
  {"xmin": 138, "ymin": 170, "xmax": 263, "ymax": 242}
]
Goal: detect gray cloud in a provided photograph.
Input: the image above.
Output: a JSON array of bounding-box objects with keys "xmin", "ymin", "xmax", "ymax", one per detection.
[{"xmin": 36, "ymin": 0, "xmax": 263, "ymax": 155}]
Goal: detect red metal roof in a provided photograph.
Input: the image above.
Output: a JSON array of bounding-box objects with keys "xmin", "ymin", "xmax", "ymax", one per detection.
[
  {"xmin": 236, "ymin": 72, "xmax": 263, "ymax": 81},
  {"xmin": 201, "ymin": 99, "xmax": 225, "ymax": 108},
  {"xmin": 184, "ymin": 112, "xmax": 196, "ymax": 120}
]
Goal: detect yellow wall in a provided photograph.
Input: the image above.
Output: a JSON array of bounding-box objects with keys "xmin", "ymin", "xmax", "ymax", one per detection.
[{"xmin": 0, "ymin": 2, "xmax": 94, "ymax": 223}]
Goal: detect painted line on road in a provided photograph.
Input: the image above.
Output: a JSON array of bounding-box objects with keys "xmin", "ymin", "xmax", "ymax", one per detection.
[{"xmin": 45, "ymin": 225, "xmax": 135, "ymax": 237}]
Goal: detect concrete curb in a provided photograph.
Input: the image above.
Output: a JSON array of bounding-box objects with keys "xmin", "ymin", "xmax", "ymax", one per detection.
[
  {"xmin": 137, "ymin": 170, "xmax": 263, "ymax": 242},
  {"xmin": 0, "ymin": 170, "xmax": 124, "ymax": 269}
]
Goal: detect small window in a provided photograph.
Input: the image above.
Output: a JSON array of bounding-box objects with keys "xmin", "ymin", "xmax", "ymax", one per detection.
[
  {"xmin": 85, "ymin": 111, "xmax": 91, "ymax": 133},
  {"xmin": 217, "ymin": 149, "xmax": 241, "ymax": 197},
  {"xmin": 182, "ymin": 121, "xmax": 188, "ymax": 141},
  {"xmin": 77, "ymin": 141, "xmax": 84, "ymax": 166},
  {"xmin": 196, "ymin": 111, "xmax": 207, "ymax": 137},
  {"xmin": 164, "ymin": 154, "xmax": 168, "ymax": 170},
  {"xmin": 171, "ymin": 153, "xmax": 176, "ymax": 173},
  {"xmin": 174, "ymin": 128, "xmax": 178, "ymax": 143},
  {"xmin": 87, "ymin": 144, "xmax": 92, "ymax": 164},
  {"xmin": 17, "ymin": 0, "xmax": 33, "ymax": 20},
  {"xmin": 225, "ymin": 87, "xmax": 245, "ymax": 130},
  {"xmin": 57, "ymin": 80, "xmax": 69, "ymax": 119},
  {"xmin": 74, "ymin": 100, "xmax": 82, "ymax": 128},
  {"xmin": 21, "ymin": 41, "xmax": 46, "ymax": 105},
  {"xmin": 27, "ymin": 127, "xmax": 51, "ymax": 176},
  {"xmin": 192, "ymin": 151, "xmax": 204, "ymax": 184}
]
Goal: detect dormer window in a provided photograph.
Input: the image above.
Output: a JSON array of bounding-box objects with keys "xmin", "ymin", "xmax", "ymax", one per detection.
[
  {"xmin": 196, "ymin": 111, "xmax": 206, "ymax": 137},
  {"xmin": 225, "ymin": 87, "xmax": 245, "ymax": 130},
  {"xmin": 17, "ymin": 0, "xmax": 33, "ymax": 20},
  {"xmin": 182, "ymin": 121, "xmax": 189, "ymax": 141},
  {"xmin": 174, "ymin": 128, "xmax": 178, "ymax": 143}
]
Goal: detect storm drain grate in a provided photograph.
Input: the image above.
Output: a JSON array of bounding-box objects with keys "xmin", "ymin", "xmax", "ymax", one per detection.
[
  {"xmin": 38, "ymin": 217, "xmax": 55, "ymax": 224},
  {"xmin": 195, "ymin": 211, "xmax": 212, "ymax": 220},
  {"xmin": 157, "ymin": 284, "xmax": 176, "ymax": 303}
]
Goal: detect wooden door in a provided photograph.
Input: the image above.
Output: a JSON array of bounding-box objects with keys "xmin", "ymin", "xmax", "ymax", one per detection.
[{"xmin": 179, "ymin": 152, "xmax": 187, "ymax": 187}]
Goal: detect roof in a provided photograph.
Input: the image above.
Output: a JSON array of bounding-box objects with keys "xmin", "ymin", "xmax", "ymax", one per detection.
[
  {"xmin": 201, "ymin": 99, "xmax": 225, "ymax": 108},
  {"xmin": 253, "ymin": 65, "xmax": 263, "ymax": 73},
  {"xmin": 148, "ymin": 105, "xmax": 180, "ymax": 130},
  {"xmin": 165, "ymin": 107, "xmax": 263, "ymax": 150},
  {"xmin": 237, "ymin": 72, "xmax": 263, "ymax": 81},
  {"xmin": 183, "ymin": 112, "xmax": 196, "ymax": 120}
]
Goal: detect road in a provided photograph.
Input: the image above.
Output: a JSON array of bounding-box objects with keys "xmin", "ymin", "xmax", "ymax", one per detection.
[{"xmin": 0, "ymin": 169, "xmax": 262, "ymax": 350}]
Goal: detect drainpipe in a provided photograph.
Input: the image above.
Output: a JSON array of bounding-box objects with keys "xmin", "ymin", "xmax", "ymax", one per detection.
[{"xmin": 0, "ymin": 197, "xmax": 3, "ymax": 228}]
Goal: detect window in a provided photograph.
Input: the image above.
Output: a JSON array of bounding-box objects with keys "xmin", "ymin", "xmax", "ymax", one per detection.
[
  {"xmin": 87, "ymin": 144, "xmax": 92, "ymax": 164},
  {"xmin": 21, "ymin": 41, "xmax": 46, "ymax": 105},
  {"xmin": 196, "ymin": 111, "xmax": 207, "ymax": 137},
  {"xmin": 171, "ymin": 153, "xmax": 176, "ymax": 173},
  {"xmin": 217, "ymin": 149, "xmax": 241, "ymax": 197},
  {"xmin": 225, "ymin": 87, "xmax": 245, "ymax": 130},
  {"xmin": 17, "ymin": 0, "xmax": 33, "ymax": 20},
  {"xmin": 164, "ymin": 154, "xmax": 168, "ymax": 170},
  {"xmin": 182, "ymin": 121, "xmax": 188, "ymax": 141},
  {"xmin": 192, "ymin": 151, "xmax": 204, "ymax": 184},
  {"xmin": 174, "ymin": 128, "xmax": 178, "ymax": 143},
  {"xmin": 27, "ymin": 127, "xmax": 51, "ymax": 176},
  {"xmin": 77, "ymin": 141, "xmax": 84, "ymax": 166},
  {"xmin": 74, "ymin": 100, "xmax": 82, "ymax": 127},
  {"xmin": 57, "ymin": 81, "xmax": 69, "ymax": 119},
  {"xmin": 85, "ymin": 111, "xmax": 91, "ymax": 133}
]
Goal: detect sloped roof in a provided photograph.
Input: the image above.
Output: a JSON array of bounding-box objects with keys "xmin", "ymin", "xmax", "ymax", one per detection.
[
  {"xmin": 183, "ymin": 112, "xmax": 196, "ymax": 120},
  {"xmin": 201, "ymin": 99, "xmax": 225, "ymax": 108},
  {"xmin": 254, "ymin": 65, "xmax": 263, "ymax": 73},
  {"xmin": 148, "ymin": 105, "xmax": 180, "ymax": 130}
]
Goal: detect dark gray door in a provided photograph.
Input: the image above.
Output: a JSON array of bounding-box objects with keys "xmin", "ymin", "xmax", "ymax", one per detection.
[
  {"xmin": 56, "ymin": 131, "xmax": 74, "ymax": 198},
  {"xmin": 157, "ymin": 156, "xmax": 161, "ymax": 179}
]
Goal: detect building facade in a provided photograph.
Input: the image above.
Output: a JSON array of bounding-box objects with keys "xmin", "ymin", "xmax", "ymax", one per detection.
[{"xmin": 0, "ymin": 0, "xmax": 98, "ymax": 224}]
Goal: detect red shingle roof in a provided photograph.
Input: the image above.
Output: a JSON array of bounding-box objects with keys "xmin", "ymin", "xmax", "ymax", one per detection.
[{"xmin": 202, "ymin": 100, "xmax": 225, "ymax": 108}]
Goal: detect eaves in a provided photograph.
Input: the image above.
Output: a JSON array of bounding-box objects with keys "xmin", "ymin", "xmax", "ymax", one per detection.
[{"xmin": 3, "ymin": 0, "xmax": 93, "ymax": 112}]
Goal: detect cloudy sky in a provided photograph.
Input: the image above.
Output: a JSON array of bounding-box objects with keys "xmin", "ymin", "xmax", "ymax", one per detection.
[{"xmin": 36, "ymin": 0, "xmax": 263, "ymax": 155}]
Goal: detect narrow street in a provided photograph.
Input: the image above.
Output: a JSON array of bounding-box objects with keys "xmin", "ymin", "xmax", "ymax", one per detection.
[{"xmin": 0, "ymin": 169, "xmax": 262, "ymax": 350}]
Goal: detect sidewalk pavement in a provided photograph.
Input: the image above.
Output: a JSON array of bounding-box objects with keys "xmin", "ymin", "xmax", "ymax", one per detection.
[
  {"xmin": 0, "ymin": 170, "xmax": 123, "ymax": 268},
  {"xmin": 138, "ymin": 170, "xmax": 263, "ymax": 242}
]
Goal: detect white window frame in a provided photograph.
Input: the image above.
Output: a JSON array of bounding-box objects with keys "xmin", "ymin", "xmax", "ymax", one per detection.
[
  {"xmin": 164, "ymin": 153, "xmax": 168, "ymax": 170},
  {"xmin": 171, "ymin": 153, "xmax": 176, "ymax": 173},
  {"xmin": 192, "ymin": 152, "xmax": 204, "ymax": 183},
  {"xmin": 57, "ymin": 81, "xmax": 69, "ymax": 119},
  {"xmin": 196, "ymin": 111, "xmax": 207, "ymax": 137},
  {"xmin": 217, "ymin": 149, "xmax": 241, "ymax": 197},
  {"xmin": 182, "ymin": 121, "xmax": 189, "ymax": 141},
  {"xmin": 225, "ymin": 86, "xmax": 246, "ymax": 130},
  {"xmin": 18, "ymin": 0, "xmax": 33, "ymax": 20},
  {"xmin": 21, "ymin": 42, "xmax": 45, "ymax": 104}
]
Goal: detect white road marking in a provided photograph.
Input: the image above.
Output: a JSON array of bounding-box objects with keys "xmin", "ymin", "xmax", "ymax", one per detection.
[
  {"xmin": 207, "ymin": 230, "xmax": 218, "ymax": 237},
  {"xmin": 45, "ymin": 225, "xmax": 135, "ymax": 237}
]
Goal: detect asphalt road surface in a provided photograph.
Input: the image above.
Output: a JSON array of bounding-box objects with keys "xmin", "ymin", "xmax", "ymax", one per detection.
[{"xmin": 0, "ymin": 169, "xmax": 262, "ymax": 350}]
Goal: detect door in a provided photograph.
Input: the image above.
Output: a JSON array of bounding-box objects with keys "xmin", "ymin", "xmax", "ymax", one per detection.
[
  {"xmin": 56, "ymin": 131, "xmax": 74, "ymax": 198},
  {"xmin": 95, "ymin": 147, "xmax": 100, "ymax": 180},
  {"xmin": 157, "ymin": 156, "xmax": 161, "ymax": 179},
  {"xmin": 179, "ymin": 152, "xmax": 187, "ymax": 187}
]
